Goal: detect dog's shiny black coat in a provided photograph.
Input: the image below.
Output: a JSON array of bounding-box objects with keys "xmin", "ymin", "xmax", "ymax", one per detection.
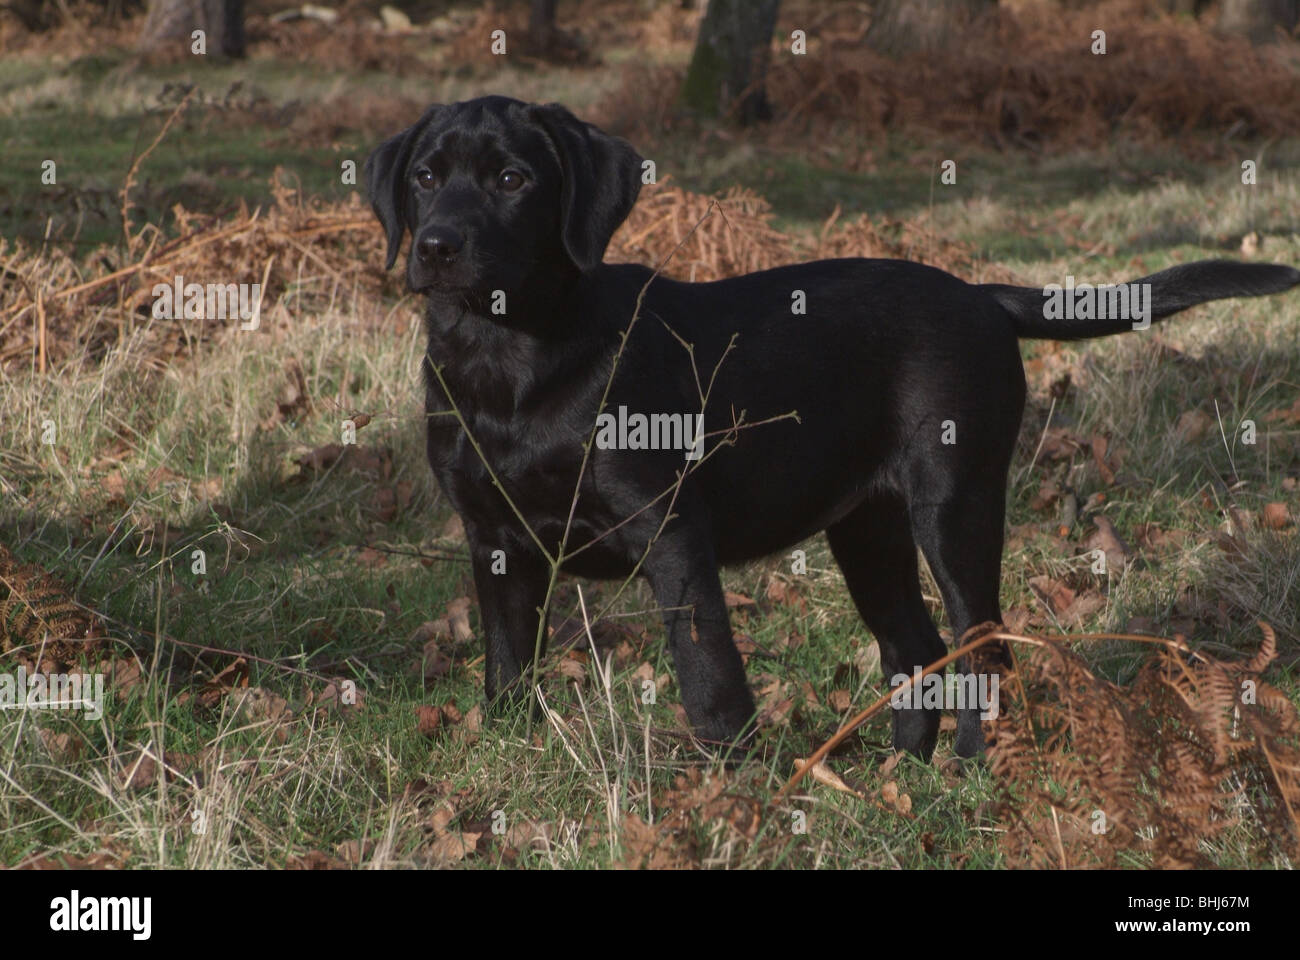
[{"xmin": 367, "ymin": 95, "xmax": 1300, "ymax": 759}]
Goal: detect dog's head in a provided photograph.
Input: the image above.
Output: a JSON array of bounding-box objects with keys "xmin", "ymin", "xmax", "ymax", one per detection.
[{"xmin": 365, "ymin": 96, "xmax": 643, "ymax": 301}]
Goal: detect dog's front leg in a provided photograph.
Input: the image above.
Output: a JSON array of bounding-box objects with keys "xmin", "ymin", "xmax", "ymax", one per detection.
[
  {"xmin": 466, "ymin": 535, "xmax": 552, "ymax": 711},
  {"xmin": 641, "ymin": 526, "xmax": 755, "ymax": 750}
]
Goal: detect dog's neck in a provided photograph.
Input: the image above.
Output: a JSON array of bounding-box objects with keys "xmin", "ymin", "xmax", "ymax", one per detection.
[
  {"xmin": 421, "ymin": 256, "xmax": 587, "ymax": 334},
  {"xmin": 421, "ymin": 272, "xmax": 609, "ymax": 420}
]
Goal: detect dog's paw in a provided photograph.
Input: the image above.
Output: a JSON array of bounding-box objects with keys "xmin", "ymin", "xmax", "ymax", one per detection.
[
  {"xmin": 953, "ymin": 707, "xmax": 989, "ymax": 758},
  {"xmin": 484, "ymin": 683, "xmax": 539, "ymax": 723},
  {"xmin": 891, "ymin": 708, "xmax": 939, "ymax": 762},
  {"xmin": 689, "ymin": 698, "xmax": 758, "ymax": 762}
]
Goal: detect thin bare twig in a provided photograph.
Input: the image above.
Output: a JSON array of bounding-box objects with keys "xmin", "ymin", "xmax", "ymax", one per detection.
[{"xmin": 120, "ymin": 88, "xmax": 195, "ymax": 252}]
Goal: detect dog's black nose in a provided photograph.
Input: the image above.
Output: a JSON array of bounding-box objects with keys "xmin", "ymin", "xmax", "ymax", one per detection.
[{"xmin": 417, "ymin": 228, "xmax": 464, "ymax": 265}]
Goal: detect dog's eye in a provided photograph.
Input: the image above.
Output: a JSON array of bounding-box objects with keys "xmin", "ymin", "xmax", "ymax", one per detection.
[
  {"xmin": 415, "ymin": 169, "xmax": 436, "ymax": 189},
  {"xmin": 497, "ymin": 169, "xmax": 526, "ymax": 192}
]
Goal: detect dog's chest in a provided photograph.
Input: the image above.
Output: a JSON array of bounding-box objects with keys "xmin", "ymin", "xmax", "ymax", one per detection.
[
  {"xmin": 425, "ymin": 388, "xmax": 582, "ymax": 512},
  {"xmin": 423, "ymin": 398, "xmax": 654, "ymax": 568}
]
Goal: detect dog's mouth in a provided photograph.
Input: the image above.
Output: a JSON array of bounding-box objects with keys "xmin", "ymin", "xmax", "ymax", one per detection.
[
  {"xmin": 409, "ymin": 274, "xmax": 474, "ymax": 296},
  {"xmin": 410, "ymin": 277, "xmax": 499, "ymax": 315}
]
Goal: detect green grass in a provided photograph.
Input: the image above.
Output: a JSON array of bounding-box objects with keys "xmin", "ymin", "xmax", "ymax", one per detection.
[{"xmin": 1, "ymin": 47, "xmax": 1298, "ymax": 870}]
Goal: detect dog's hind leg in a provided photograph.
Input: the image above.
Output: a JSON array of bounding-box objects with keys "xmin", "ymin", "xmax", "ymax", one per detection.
[
  {"xmin": 826, "ymin": 494, "xmax": 948, "ymax": 760},
  {"xmin": 908, "ymin": 481, "xmax": 1010, "ymax": 759}
]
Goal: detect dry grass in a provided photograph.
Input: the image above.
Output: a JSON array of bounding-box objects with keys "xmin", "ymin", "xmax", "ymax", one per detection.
[
  {"xmin": 0, "ymin": 171, "xmax": 390, "ymax": 373},
  {"xmin": 3, "ymin": 171, "xmax": 1022, "ymax": 375},
  {"xmin": 983, "ymin": 623, "xmax": 1300, "ymax": 868},
  {"xmin": 607, "ymin": 177, "xmax": 1022, "ymax": 285},
  {"xmin": 1, "ymin": 0, "xmax": 1298, "ymax": 871},
  {"xmin": 20, "ymin": 1, "xmax": 1300, "ymax": 162},
  {"xmin": 767, "ymin": 0, "xmax": 1300, "ymax": 153}
]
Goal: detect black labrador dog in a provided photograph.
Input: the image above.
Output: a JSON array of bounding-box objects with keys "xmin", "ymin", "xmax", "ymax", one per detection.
[{"xmin": 366, "ymin": 95, "xmax": 1298, "ymax": 760}]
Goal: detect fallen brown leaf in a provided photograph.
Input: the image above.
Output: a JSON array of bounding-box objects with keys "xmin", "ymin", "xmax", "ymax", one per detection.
[
  {"xmin": 855, "ymin": 640, "xmax": 881, "ymax": 677},
  {"xmin": 800, "ymin": 758, "xmax": 865, "ymax": 798},
  {"xmin": 881, "ymin": 780, "xmax": 914, "ymax": 816},
  {"xmin": 261, "ymin": 357, "xmax": 312, "ymax": 432},
  {"xmin": 1089, "ymin": 434, "xmax": 1116, "ymax": 485},
  {"xmin": 297, "ymin": 443, "xmax": 344, "ymax": 472},
  {"xmin": 427, "ymin": 831, "xmax": 481, "ymax": 867},
  {"xmin": 415, "ymin": 705, "xmax": 442, "ymax": 737},
  {"xmin": 1082, "ymin": 515, "xmax": 1131, "ymax": 571},
  {"xmin": 462, "ymin": 704, "xmax": 483, "ymax": 733},
  {"xmin": 504, "ymin": 820, "xmax": 553, "ymax": 852},
  {"xmin": 316, "ymin": 680, "xmax": 364, "ymax": 712},
  {"xmin": 618, "ymin": 813, "xmax": 696, "ymax": 870},
  {"xmin": 1175, "ymin": 408, "xmax": 1214, "ymax": 444},
  {"xmin": 369, "ymin": 486, "xmax": 398, "ymax": 523},
  {"xmin": 1028, "ymin": 575, "xmax": 1075, "ymax": 616},
  {"xmin": 102, "ymin": 470, "xmax": 126, "ymax": 501},
  {"xmin": 1038, "ymin": 426, "xmax": 1085, "ymax": 460},
  {"xmin": 1030, "ymin": 480, "xmax": 1060, "ymax": 512},
  {"xmin": 286, "ymin": 850, "xmax": 350, "ymax": 870},
  {"xmin": 764, "ymin": 576, "xmax": 807, "ymax": 613},
  {"xmin": 412, "ymin": 618, "xmax": 451, "ymax": 643},
  {"xmin": 1028, "ymin": 576, "xmax": 1105, "ymax": 626},
  {"xmin": 1125, "ymin": 616, "xmax": 1161, "ymax": 635},
  {"xmin": 440, "ymin": 514, "xmax": 466, "ymax": 543},
  {"xmin": 197, "ymin": 657, "xmax": 249, "ymax": 708},
  {"xmin": 1264, "ymin": 397, "xmax": 1300, "ymax": 426},
  {"xmin": 446, "ymin": 597, "xmax": 474, "ymax": 643},
  {"xmin": 429, "ymin": 804, "xmax": 456, "ymax": 835},
  {"xmin": 1133, "ymin": 523, "xmax": 1189, "ymax": 553},
  {"xmin": 336, "ymin": 839, "xmax": 372, "ymax": 865},
  {"xmin": 422, "ymin": 641, "xmax": 452, "ymax": 679},
  {"xmin": 1261, "ymin": 502, "xmax": 1292, "ymax": 530},
  {"xmin": 229, "ymin": 686, "xmax": 292, "ymax": 724},
  {"xmin": 39, "ymin": 729, "xmax": 82, "ymax": 761}
]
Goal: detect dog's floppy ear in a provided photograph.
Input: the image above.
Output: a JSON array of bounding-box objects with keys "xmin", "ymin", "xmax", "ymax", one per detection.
[
  {"xmin": 364, "ymin": 130, "xmax": 413, "ymax": 271},
  {"xmin": 529, "ymin": 103, "xmax": 643, "ymax": 274},
  {"xmin": 365, "ymin": 107, "xmax": 440, "ymax": 270}
]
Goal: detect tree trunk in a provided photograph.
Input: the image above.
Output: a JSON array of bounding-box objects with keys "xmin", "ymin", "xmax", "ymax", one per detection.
[
  {"xmin": 680, "ymin": 0, "xmax": 781, "ymax": 124},
  {"xmin": 4, "ymin": 0, "xmax": 59, "ymax": 30},
  {"xmin": 1164, "ymin": 0, "xmax": 1212, "ymax": 16},
  {"xmin": 865, "ymin": 0, "xmax": 997, "ymax": 56},
  {"xmin": 529, "ymin": 0, "xmax": 557, "ymax": 46},
  {"xmin": 6, "ymin": 1, "xmax": 144, "ymax": 30},
  {"xmin": 1217, "ymin": 0, "xmax": 1298, "ymax": 43},
  {"xmin": 138, "ymin": 0, "xmax": 245, "ymax": 58}
]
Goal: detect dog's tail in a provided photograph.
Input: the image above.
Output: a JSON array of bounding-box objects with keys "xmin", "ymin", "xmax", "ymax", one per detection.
[{"xmin": 979, "ymin": 259, "xmax": 1300, "ymax": 340}]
